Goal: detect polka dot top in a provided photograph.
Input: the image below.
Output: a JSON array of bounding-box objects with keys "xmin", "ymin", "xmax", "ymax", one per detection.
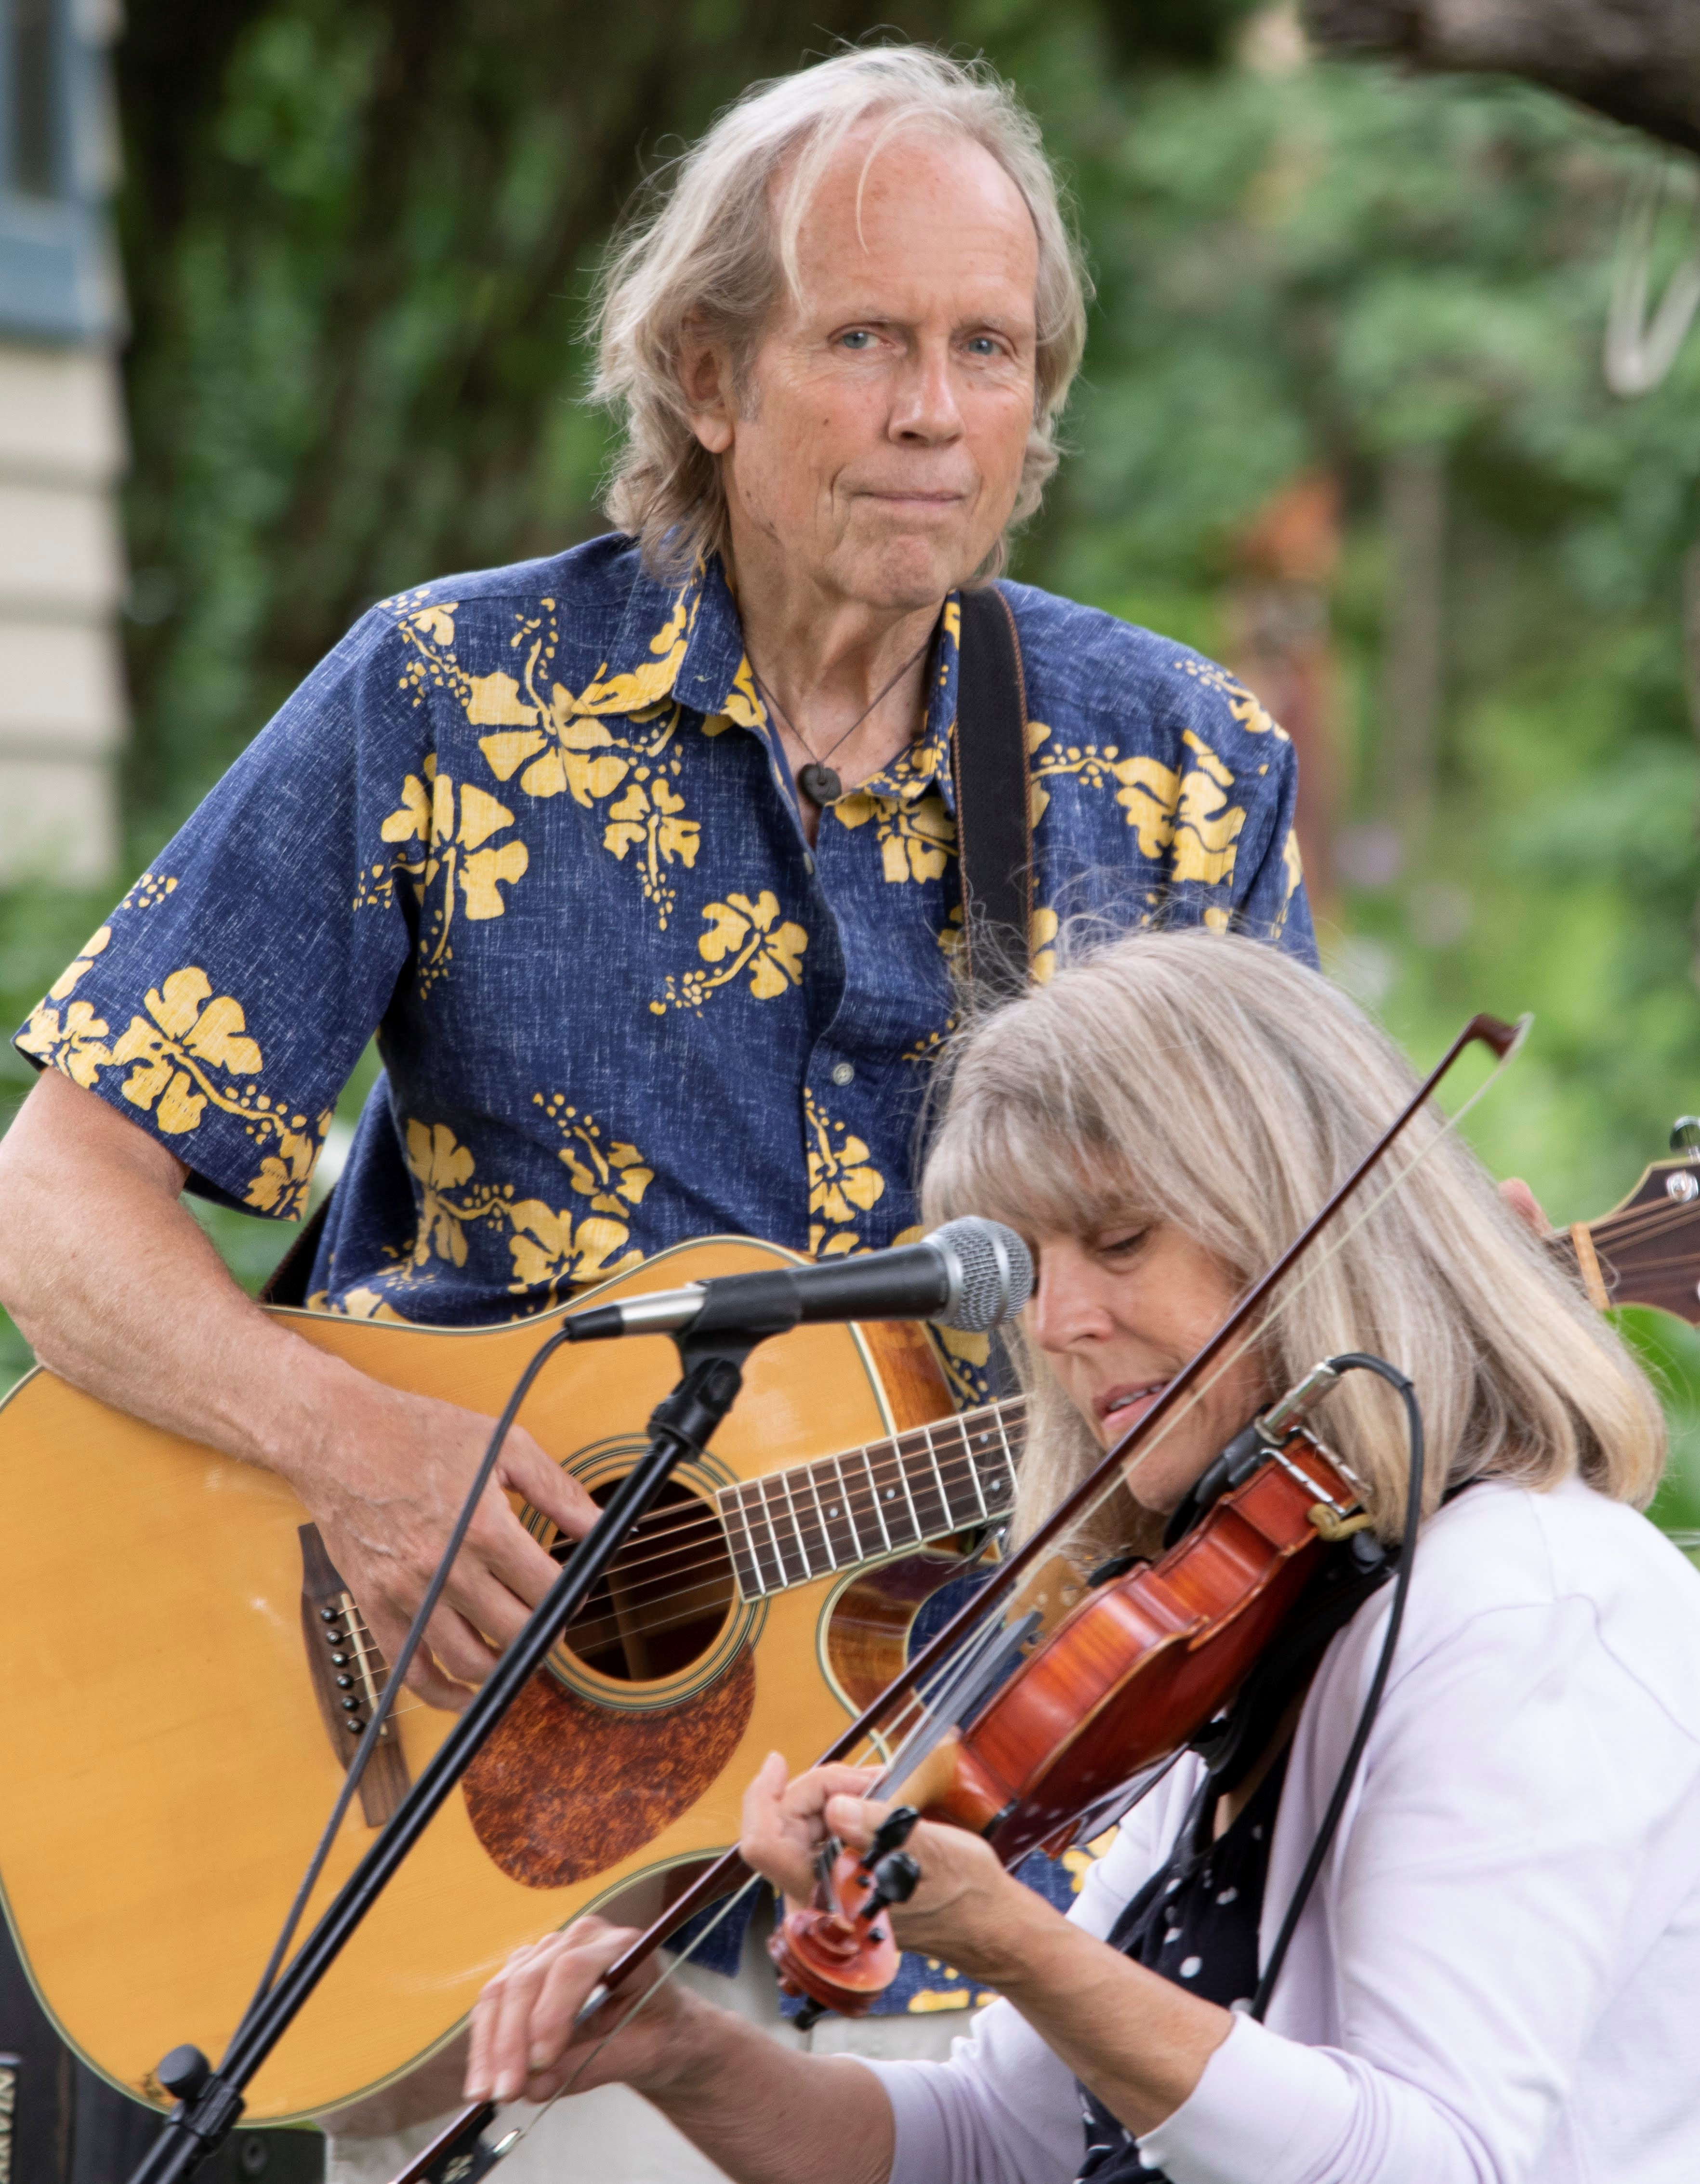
[{"xmin": 1074, "ymin": 1744, "xmax": 1291, "ymax": 2183}]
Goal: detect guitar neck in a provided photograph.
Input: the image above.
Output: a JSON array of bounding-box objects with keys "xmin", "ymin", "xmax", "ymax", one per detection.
[
  {"xmin": 717, "ymin": 1395, "xmax": 1027, "ymax": 1600},
  {"xmin": 1550, "ymin": 1159, "xmax": 1700, "ymax": 1325}
]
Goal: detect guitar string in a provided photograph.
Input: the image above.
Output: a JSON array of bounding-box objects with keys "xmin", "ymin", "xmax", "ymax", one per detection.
[
  {"xmin": 1580, "ymin": 1203, "xmax": 1696, "ymax": 1246},
  {"xmin": 532, "ymin": 1106, "xmax": 1667, "ymax": 1619},
  {"xmin": 527, "ymin": 1420, "xmax": 1029, "ymax": 1591},
  {"xmin": 532, "ymin": 1402, "xmax": 1029, "ymax": 1569},
  {"xmin": 371, "ymin": 1121, "xmax": 1682, "ymax": 1716},
  {"xmin": 361, "ymin": 1433, "xmax": 1035, "ymax": 1723},
  {"xmin": 536, "ymin": 1447, "xmax": 1023, "ymax": 1590}
]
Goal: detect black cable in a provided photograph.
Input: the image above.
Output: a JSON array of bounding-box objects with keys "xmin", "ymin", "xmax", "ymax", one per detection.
[
  {"xmin": 236, "ymin": 1321, "xmax": 577, "ymax": 2025},
  {"xmin": 1249, "ymin": 1351, "xmax": 1424, "ymax": 2022}
]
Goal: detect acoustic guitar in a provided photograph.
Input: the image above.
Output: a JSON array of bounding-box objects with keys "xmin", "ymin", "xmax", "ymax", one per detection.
[{"xmin": 0, "ymin": 1156, "xmax": 1694, "ymax": 2124}]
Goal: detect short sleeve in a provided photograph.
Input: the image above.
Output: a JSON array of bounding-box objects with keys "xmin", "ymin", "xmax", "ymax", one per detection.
[{"xmin": 13, "ymin": 604, "xmax": 420, "ymax": 1218}]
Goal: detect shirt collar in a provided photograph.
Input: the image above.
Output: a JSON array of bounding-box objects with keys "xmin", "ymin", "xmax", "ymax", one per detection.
[{"xmin": 595, "ymin": 552, "xmax": 963, "ymax": 807}]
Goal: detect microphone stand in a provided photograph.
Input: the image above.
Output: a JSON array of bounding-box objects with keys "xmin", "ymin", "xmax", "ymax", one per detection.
[{"xmin": 124, "ymin": 1299, "xmax": 792, "ymax": 2184}]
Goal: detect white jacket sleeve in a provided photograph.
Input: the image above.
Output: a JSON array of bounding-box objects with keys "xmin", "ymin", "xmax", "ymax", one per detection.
[
  {"xmin": 1139, "ymin": 1589, "xmax": 1700, "ymax": 2184},
  {"xmin": 863, "ymin": 1771, "xmax": 1192, "ymax": 2184}
]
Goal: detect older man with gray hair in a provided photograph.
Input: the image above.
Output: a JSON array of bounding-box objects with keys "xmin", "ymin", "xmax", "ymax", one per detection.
[{"xmin": 0, "ymin": 39, "xmax": 1314, "ymax": 2184}]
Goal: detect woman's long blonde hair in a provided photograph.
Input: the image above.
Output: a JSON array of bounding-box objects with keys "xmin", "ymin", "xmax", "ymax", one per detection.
[{"xmin": 921, "ymin": 929, "xmax": 1663, "ymax": 1553}]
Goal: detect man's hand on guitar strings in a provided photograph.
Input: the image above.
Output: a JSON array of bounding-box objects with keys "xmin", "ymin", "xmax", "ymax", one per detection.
[{"xmin": 281, "ymin": 1378, "xmax": 599, "ymax": 1712}]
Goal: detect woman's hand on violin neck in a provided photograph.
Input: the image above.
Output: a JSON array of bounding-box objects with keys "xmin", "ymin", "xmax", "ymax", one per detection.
[
  {"xmin": 463, "ymin": 1916, "xmax": 696, "ymax": 2108},
  {"xmin": 741, "ymin": 1754, "xmax": 1033, "ymax": 1982},
  {"xmin": 824, "ymin": 1790, "xmax": 1042, "ymax": 1986},
  {"xmin": 739, "ymin": 1750, "xmax": 884, "ymax": 1899}
]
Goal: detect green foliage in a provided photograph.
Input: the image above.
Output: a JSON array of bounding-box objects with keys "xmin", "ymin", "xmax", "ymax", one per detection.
[{"xmin": 1616, "ymin": 1309, "xmax": 1700, "ymax": 1546}]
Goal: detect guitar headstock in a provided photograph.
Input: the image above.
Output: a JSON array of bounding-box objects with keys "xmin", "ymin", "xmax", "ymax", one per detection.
[{"xmin": 1568, "ymin": 1129, "xmax": 1700, "ymax": 1326}]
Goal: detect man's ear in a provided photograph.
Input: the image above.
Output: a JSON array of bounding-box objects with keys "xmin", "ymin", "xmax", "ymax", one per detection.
[{"xmin": 679, "ymin": 326, "xmax": 736, "ymax": 455}]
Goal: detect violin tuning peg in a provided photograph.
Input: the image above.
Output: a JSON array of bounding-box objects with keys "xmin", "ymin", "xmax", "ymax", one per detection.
[
  {"xmin": 862, "ymin": 1850, "xmax": 921, "ymax": 1921},
  {"xmin": 863, "ymin": 1806, "xmax": 920, "ymax": 1867},
  {"xmin": 1671, "ymin": 1117, "xmax": 1700, "ymax": 1153}
]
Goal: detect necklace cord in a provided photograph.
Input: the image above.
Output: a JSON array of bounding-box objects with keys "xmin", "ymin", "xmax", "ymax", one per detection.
[{"xmin": 750, "ymin": 631, "xmax": 934, "ymax": 781}]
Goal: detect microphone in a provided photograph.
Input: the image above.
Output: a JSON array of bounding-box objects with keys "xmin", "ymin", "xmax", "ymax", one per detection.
[{"xmin": 562, "ymin": 1217, "xmax": 1033, "ymax": 1344}]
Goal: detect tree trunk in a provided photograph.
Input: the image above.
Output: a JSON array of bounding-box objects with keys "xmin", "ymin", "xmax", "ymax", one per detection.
[{"xmin": 1301, "ymin": 0, "xmax": 1700, "ymax": 159}]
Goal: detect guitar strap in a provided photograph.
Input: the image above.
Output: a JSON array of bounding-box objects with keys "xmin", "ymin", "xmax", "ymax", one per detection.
[
  {"xmin": 261, "ymin": 590, "xmax": 1034, "ymax": 1308},
  {"xmin": 951, "ymin": 584, "xmax": 1035, "ymax": 1006}
]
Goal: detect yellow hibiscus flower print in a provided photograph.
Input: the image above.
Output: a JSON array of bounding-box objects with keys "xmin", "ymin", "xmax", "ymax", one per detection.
[
  {"xmin": 805, "ymin": 1090, "xmax": 886, "ymax": 1256},
  {"xmin": 602, "ymin": 770, "xmax": 701, "ymax": 927},
  {"xmin": 533, "ymin": 1094, "xmax": 655, "ymax": 1216},
  {"xmin": 21, "ymin": 954, "xmax": 329, "ymax": 1210},
  {"xmin": 17, "ymin": 997, "xmax": 114, "ymax": 1088},
  {"xmin": 47, "ymin": 923, "xmax": 111, "ymax": 999},
  {"xmin": 403, "ymin": 1118, "xmax": 483, "ymax": 1267},
  {"xmin": 247, "ymin": 1111, "xmax": 333, "ymax": 1219},
  {"xmin": 382, "ymin": 756, "xmax": 529, "ymax": 989},
  {"xmin": 506, "ymin": 1205, "xmax": 643, "ymax": 1297},
  {"xmin": 833, "ymin": 790, "xmax": 955, "ymax": 884},
  {"xmin": 103, "ymin": 966, "xmax": 263, "ymax": 1135},
  {"xmin": 653, "ymin": 890, "xmax": 808, "ymax": 1014}
]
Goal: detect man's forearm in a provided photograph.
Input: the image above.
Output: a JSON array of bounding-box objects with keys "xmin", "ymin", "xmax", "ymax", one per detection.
[
  {"xmin": 0, "ymin": 1072, "xmax": 359, "ymax": 1479},
  {"xmin": 643, "ymin": 2000, "xmax": 893, "ymax": 2184}
]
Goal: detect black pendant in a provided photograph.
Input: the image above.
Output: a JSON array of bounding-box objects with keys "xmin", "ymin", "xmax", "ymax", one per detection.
[{"xmin": 799, "ymin": 762, "xmax": 843, "ymax": 807}]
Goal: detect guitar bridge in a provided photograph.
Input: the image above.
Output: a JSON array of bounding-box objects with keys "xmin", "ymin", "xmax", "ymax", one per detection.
[{"xmin": 298, "ymin": 1524, "xmax": 411, "ymax": 1826}]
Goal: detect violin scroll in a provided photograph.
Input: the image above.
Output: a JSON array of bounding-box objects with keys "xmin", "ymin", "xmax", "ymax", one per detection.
[{"xmin": 767, "ymin": 1808, "xmax": 921, "ymax": 2023}]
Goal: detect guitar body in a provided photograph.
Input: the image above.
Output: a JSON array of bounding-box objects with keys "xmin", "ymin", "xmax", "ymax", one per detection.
[{"xmin": 0, "ymin": 1237, "xmax": 971, "ymax": 2122}]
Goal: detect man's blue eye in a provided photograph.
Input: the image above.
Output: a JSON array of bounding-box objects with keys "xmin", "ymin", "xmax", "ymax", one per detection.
[
  {"xmin": 840, "ymin": 330, "xmax": 873, "ymax": 349},
  {"xmin": 967, "ymin": 337, "xmax": 998, "ymax": 356}
]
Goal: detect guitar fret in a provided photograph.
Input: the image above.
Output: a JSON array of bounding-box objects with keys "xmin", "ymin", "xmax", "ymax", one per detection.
[
  {"xmin": 899, "ymin": 1427, "xmax": 949, "ymax": 1538},
  {"xmin": 742, "ymin": 1481, "xmax": 785, "ymax": 1594},
  {"xmin": 829, "ymin": 1451, "xmax": 866, "ymax": 1562},
  {"xmin": 721, "ymin": 1488, "xmax": 764, "ymax": 1600},
  {"xmin": 756, "ymin": 1475, "xmax": 804, "ymax": 1588},
  {"xmin": 801, "ymin": 1466, "xmax": 840, "ymax": 1572},
  {"xmin": 858, "ymin": 1444, "xmax": 894, "ymax": 1554},
  {"xmin": 722, "ymin": 1399, "xmax": 1030, "ymax": 1605},
  {"xmin": 862, "ymin": 1440, "xmax": 919, "ymax": 1550},
  {"xmin": 951, "ymin": 1416, "xmax": 990, "ymax": 1523},
  {"xmin": 776, "ymin": 1471, "xmax": 816, "ymax": 1582},
  {"xmin": 926, "ymin": 1424, "xmax": 956, "ymax": 1532},
  {"xmin": 809, "ymin": 1456, "xmax": 857, "ymax": 1567}
]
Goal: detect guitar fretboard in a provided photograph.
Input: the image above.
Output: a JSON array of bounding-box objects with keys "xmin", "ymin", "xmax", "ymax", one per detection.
[{"xmin": 717, "ymin": 1398, "xmax": 1027, "ymax": 1600}]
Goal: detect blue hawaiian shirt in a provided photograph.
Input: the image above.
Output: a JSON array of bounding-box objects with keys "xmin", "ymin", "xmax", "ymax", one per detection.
[
  {"xmin": 18, "ymin": 533, "xmax": 1312, "ymax": 1390},
  {"xmin": 15, "ymin": 531, "xmax": 1314, "ymax": 2011}
]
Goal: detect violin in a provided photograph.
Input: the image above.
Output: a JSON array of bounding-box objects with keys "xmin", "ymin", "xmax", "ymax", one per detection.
[
  {"xmin": 769, "ymin": 1377, "xmax": 1368, "ymax": 2017},
  {"xmin": 392, "ymin": 1011, "xmax": 1511, "ymax": 2182}
]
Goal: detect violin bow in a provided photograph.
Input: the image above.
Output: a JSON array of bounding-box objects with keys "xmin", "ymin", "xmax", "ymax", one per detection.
[
  {"xmin": 578, "ymin": 1017, "xmax": 1521, "ymax": 1978},
  {"xmin": 397, "ymin": 1009, "xmax": 1519, "ymax": 2182}
]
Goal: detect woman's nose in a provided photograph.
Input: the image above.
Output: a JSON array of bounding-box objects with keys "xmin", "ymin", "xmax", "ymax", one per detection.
[{"xmin": 1029, "ymin": 1241, "xmax": 1114, "ymax": 1353}]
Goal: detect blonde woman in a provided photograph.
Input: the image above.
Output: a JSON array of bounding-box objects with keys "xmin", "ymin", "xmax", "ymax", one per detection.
[{"xmin": 467, "ymin": 930, "xmax": 1700, "ymax": 2184}]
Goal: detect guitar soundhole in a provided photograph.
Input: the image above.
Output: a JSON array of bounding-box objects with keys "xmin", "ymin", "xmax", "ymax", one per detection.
[{"xmin": 558, "ymin": 1478, "xmax": 736, "ymax": 1682}]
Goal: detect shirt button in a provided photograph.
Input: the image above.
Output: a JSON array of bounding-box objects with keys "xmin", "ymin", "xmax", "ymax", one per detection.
[
  {"xmin": 831, "ymin": 1061, "xmax": 855, "ymax": 1087},
  {"xmin": 803, "ymin": 851, "xmax": 815, "ymax": 875}
]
